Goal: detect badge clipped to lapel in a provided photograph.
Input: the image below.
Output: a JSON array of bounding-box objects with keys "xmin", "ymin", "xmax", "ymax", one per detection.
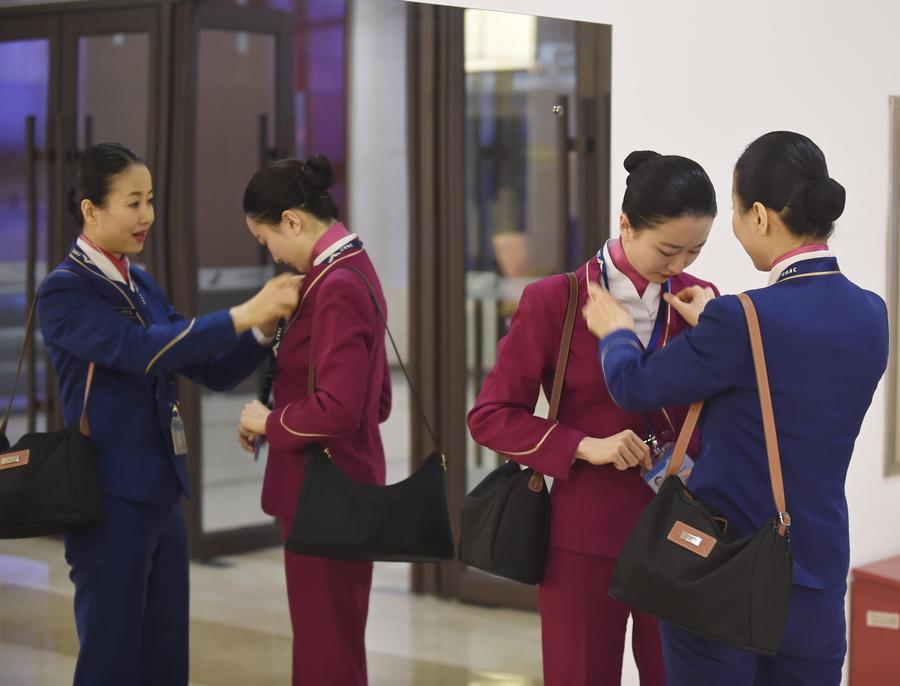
[
  {"xmin": 170, "ymin": 404, "xmax": 188, "ymax": 456},
  {"xmin": 641, "ymin": 435, "xmax": 693, "ymax": 493}
]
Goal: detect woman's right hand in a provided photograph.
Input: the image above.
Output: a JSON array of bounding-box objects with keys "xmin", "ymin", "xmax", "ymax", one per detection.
[
  {"xmin": 238, "ymin": 424, "xmax": 259, "ymax": 453},
  {"xmin": 663, "ymin": 285, "xmax": 716, "ymax": 327},
  {"xmin": 230, "ymin": 273, "xmax": 303, "ymax": 334},
  {"xmin": 575, "ymin": 431, "xmax": 652, "ymax": 471}
]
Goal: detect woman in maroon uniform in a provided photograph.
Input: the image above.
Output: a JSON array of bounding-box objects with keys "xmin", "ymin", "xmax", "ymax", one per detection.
[
  {"xmin": 237, "ymin": 154, "xmax": 390, "ymax": 686},
  {"xmin": 468, "ymin": 151, "xmax": 719, "ymax": 685}
]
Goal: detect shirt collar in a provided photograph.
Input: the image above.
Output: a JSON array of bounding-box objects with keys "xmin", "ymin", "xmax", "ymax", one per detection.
[
  {"xmin": 608, "ymin": 237, "xmax": 650, "ymax": 297},
  {"xmin": 603, "ymin": 240, "xmax": 661, "ymax": 308},
  {"xmin": 312, "ymin": 223, "xmax": 357, "ymax": 267},
  {"xmin": 767, "ymin": 245, "xmax": 834, "ymax": 286},
  {"xmin": 76, "ymin": 235, "xmax": 132, "ymax": 287}
]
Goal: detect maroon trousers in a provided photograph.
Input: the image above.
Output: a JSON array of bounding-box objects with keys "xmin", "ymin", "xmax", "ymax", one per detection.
[
  {"xmin": 539, "ymin": 546, "xmax": 666, "ymax": 686},
  {"xmin": 279, "ymin": 519, "xmax": 373, "ymax": 686}
]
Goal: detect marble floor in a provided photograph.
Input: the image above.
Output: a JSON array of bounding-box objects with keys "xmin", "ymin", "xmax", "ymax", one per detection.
[
  {"xmin": 0, "ymin": 537, "xmax": 544, "ymax": 685},
  {"xmin": 0, "ymin": 536, "xmax": 653, "ymax": 685}
]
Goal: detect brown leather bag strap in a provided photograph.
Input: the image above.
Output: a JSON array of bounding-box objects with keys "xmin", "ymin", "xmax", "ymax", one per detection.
[
  {"xmin": 528, "ymin": 272, "xmax": 578, "ymax": 490},
  {"xmin": 666, "ymin": 401, "xmax": 703, "ymax": 478},
  {"xmin": 1, "ymin": 295, "xmax": 95, "ymax": 439},
  {"xmin": 548, "ymin": 272, "xmax": 578, "ymax": 423},
  {"xmin": 666, "ymin": 294, "xmax": 789, "ymax": 536},
  {"xmin": 738, "ymin": 293, "xmax": 789, "ymax": 534},
  {"xmin": 0, "ymin": 299, "xmax": 37, "ymax": 437},
  {"xmin": 79, "ymin": 362, "xmax": 95, "ymax": 436}
]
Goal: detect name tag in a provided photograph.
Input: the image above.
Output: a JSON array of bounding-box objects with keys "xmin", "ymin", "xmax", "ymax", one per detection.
[
  {"xmin": 114, "ymin": 307, "xmax": 140, "ymax": 321},
  {"xmin": 171, "ymin": 413, "xmax": 188, "ymax": 456}
]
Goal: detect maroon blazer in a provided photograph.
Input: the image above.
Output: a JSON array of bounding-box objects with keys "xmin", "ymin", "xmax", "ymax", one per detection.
[
  {"xmin": 262, "ymin": 248, "xmax": 391, "ymax": 518},
  {"xmin": 467, "ymin": 258, "xmax": 717, "ymax": 558}
]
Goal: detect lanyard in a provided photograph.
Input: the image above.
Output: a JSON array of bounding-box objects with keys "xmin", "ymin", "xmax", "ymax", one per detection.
[
  {"xmin": 595, "ymin": 247, "xmax": 670, "ymax": 351},
  {"xmin": 259, "ymin": 237, "xmax": 365, "ymax": 405},
  {"xmin": 774, "ymin": 256, "xmax": 840, "ymax": 283},
  {"xmin": 69, "ymin": 245, "xmax": 150, "ymax": 319}
]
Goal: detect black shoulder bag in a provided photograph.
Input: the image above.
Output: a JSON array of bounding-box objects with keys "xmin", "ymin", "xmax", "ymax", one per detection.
[
  {"xmin": 609, "ymin": 293, "xmax": 793, "ymax": 654},
  {"xmin": 457, "ymin": 272, "xmax": 578, "ymax": 584},
  {"xmin": 0, "ymin": 300, "xmax": 104, "ymax": 538},
  {"xmin": 285, "ymin": 266, "xmax": 454, "ymax": 561}
]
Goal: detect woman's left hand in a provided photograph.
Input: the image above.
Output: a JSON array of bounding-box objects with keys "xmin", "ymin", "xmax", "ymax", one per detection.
[
  {"xmin": 240, "ymin": 400, "xmax": 271, "ymax": 436},
  {"xmin": 583, "ymin": 283, "xmax": 635, "ymax": 339}
]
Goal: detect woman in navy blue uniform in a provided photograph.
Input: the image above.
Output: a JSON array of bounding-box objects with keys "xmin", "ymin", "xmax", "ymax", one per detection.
[
  {"xmin": 582, "ymin": 131, "xmax": 889, "ymax": 685},
  {"xmin": 37, "ymin": 143, "xmax": 302, "ymax": 685}
]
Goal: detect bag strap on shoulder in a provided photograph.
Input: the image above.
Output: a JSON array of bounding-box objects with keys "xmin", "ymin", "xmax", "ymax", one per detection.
[
  {"xmin": 528, "ymin": 272, "xmax": 578, "ymax": 490},
  {"xmin": 1, "ymin": 293, "xmax": 94, "ymax": 439},
  {"xmin": 306, "ymin": 265, "xmax": 441, "ymax": 458},
  {"xmin": 666, "ymin": 293, "xmax": 789, "ymax": 536}
]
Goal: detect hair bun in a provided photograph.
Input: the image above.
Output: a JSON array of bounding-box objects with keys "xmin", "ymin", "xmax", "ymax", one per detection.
[
  {"xmin": 624, "ymin": 150, "xmax": 661, "ymax": 185},
  {"xmin": 803, "ymin": 177, "xmax": 845, "ymax": 224},
  {"xmin": 300, "ymin": 153, "xmax": 335, "ymax": 192}
]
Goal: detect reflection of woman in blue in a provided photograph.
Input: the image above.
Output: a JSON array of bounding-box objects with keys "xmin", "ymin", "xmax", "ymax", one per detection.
[
  {"xmin": 37, "ymin": 143, "xmax": 301, "ymax": 685},
  {"xmin": 583, "ymin": 132, "xmax": 888, "ymax": 685}
]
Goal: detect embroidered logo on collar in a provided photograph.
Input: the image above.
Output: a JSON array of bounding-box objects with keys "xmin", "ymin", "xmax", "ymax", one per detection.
[{"xmin": 320, "ymin": 237, "xmax": 364, "ymax": 266}]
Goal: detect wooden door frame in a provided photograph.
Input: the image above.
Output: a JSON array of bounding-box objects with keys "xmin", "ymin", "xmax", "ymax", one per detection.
[
  {"xmin": 409, "ymin": 15, "xmax": 612, "ymax": 610},
  {"xmin": 167, "ymin": 0, "xmax": 295, "ymax": 559}
]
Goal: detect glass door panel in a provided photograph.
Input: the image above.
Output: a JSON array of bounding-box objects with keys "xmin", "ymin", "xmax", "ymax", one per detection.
[
  {"xmin": 76, "ymin": 32, "xmax": 150, "ymax": 155},
  {"xmin": 463, "ymin": 10, "xmax": 577, "ymax": 495},
  {"xmin": 194, "ymin": 28, "xmax": 278, "ymax": 534},
  {"xmin": 0, "ymin": 37, "xmax": 51, "ymax": 440}
]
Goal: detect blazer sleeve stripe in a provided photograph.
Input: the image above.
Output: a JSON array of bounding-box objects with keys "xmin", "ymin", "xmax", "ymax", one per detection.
[
  {"xmin": 278, "ymin": 404, "xmax": 337, "ymax": 438},
  {"xmin": 145, "ymin": 318, "xmax": 196, "ymax": 373},
  {"xmin": 493, "ymin": 422, "xmax": 559, "ymax": 457}
]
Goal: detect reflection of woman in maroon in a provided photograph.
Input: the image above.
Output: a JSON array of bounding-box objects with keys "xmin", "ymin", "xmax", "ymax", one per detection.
[
  {"xmin": 468, "ymin": 152, "xmax": 719, "ymax": 685},
  {"xmin": 237, "ymin": 155, "xmax": 390, "ymax": 686}
]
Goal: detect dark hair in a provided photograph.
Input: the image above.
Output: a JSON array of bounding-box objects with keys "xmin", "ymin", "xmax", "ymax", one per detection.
[
  {"xmin": 243, "ymin": 154, "xmax": 340, "ymax": 224},
  {"xmin": 67, "ymin": 142, "xmax": 143, "ymax": 226},
  {"xmin": 621, "ymin": 150, "xmax": 717, "ymax": 229},
  {"xmin": 734, "ymin": 131, "xmax": 845, "ymax": 240}
]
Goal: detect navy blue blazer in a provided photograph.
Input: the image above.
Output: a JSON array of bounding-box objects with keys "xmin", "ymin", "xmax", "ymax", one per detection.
[
  {"xmin": 38, "ymin": 247, "xmax": 269, "ymax": 504},
  {"xmin": 598, "ymin": 263, "xmax": 888, "ymax": 589}
]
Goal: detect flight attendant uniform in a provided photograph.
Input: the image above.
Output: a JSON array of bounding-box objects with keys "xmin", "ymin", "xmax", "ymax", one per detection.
[
  {"xmin": 467, "ymin": 239, "xmax": 717, "ymax": 686},
  {"xmin": 597, "ymin": 246, "xmax": 889, "ymax": 685},
  {"xmin": 260, "ymin": 224, "xmax": 390, "ymax": 686},
  {"xmin": 37, "ymin": 236, "xmax": 272, "ymax": 685}
]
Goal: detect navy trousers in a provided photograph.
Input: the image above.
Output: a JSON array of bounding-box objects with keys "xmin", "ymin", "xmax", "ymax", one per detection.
[
  {"xmin": 64, "ymin": 495, "xmax": 189, "ymax": 686},
  {"xmin": 661, "ymin": 583, "xmax": 847, "ymax": 686}
]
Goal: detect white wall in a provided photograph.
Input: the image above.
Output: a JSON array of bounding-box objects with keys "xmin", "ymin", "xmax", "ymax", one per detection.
[
  {"xmin": 408, "ymin": 0, "xmax": 900, "ymax": 567},
  {"xmin": 348, "ymin": 0, "xmax": 410, "ymax": 359},
  {"xmin": 405, "ymin": 0, "xmax": 900, "ymax": 680}
]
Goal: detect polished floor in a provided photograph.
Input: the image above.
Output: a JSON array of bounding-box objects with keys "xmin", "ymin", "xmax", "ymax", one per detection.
[
  {"xmin": 0, "ymin": 536, "xmax": 653, "ymax": 685},
  {"xmin": 0, "ymin": 537, "xmax": 548, "ymax": 685}
]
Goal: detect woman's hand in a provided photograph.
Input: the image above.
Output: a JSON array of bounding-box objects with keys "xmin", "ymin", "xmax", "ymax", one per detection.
[
  {"xmin": 574, "ymin": 431, "xmax": 652, "ymax": 471},
  {"xmin": 663, "ymin": 285, "xmax": 716, "ymax": 327},
  {"xmin": 240, "ymin": 400, "xmax": 271, "ymax": 436},
  {"xmin": 230, "ymin": 273, "xmax": 304, "ymax": 334},
  {"xmin": 238, "ymin": 424, "xmax": 261, "ymax": 453},
  {"xmin": 582, "ymin": 283, "xmax": 635, "ymax": 339}
]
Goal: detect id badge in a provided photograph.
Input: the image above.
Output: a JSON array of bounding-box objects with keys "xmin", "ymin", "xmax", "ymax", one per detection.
[
  {"xmin": 171, "ymin": 410, "xmax": 188, "ymax": 456},
  {"xmin": 641, "ymin": 442, "xmax": 693, "ymax": 493},
  {"xmin": 252, "ymin": 434, "xmax": 265, "ymax": 462}
]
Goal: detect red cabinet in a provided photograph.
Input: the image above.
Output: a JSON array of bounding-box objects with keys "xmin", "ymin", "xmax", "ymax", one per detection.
[{"xmin": 851, "ymin": 556, "xmax": 900, "ymax": 685}]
